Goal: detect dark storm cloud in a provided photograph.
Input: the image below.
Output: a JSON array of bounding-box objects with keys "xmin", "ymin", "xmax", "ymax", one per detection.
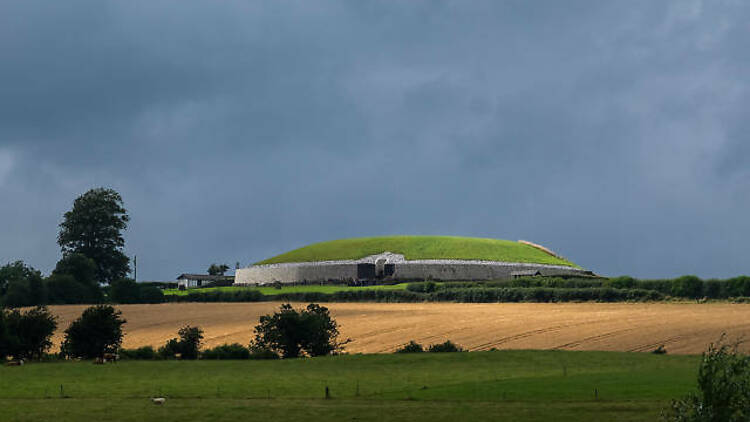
[{"xmin": 1, "ymin": 0, "xmax": 748, "ymax": 280}]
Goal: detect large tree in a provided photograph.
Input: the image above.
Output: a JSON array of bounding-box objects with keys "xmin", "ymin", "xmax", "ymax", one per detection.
[
  {"xmin": 207, "ymin": 263, "xmax": 230, "ymax": 276},
  {"xmin": 252, "ymin": 303, "xmax": 345, "ymax": 358},
  {"xmin": 57, "ymin": 188, "xmax": 130, "ymax": 284},
  {"xmin": 61, "ymin": 305, "xmax": 126, "ymax": 359}
]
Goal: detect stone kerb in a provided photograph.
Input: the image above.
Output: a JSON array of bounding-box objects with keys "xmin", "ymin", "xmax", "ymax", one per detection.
[{"xmin": 234, "ymin": 253, "xmax": 590, "ymax": 286}]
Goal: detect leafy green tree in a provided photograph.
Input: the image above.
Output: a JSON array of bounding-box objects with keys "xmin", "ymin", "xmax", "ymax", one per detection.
[
  {"xmin": 57, "ymin": 188, "xmax": 130, "ymax": 284},
  {"xmin": 3, "ymin": 280, "xmax": 32, "ymax": 308},
  {"xmin": 671, "ymin": 275, "xmax": 704, "ymax": 299},
  {"xmin": 0, "ymin": 309, "xmax": 17, "ymax": 360},
  {"xmin": 52, "ymin": 253, "xmax": 102, "ymax": 302},
  {"xmin": 207, "ymin": 263, "xmax": 230, "ymax": 276},
  {"xmin": 45, "ymin": 274, "xmax": 92, "ymax": 304},
  {"xmin": 138, "ymin": 285, "xmax": 164, "ymax": 304},
  {"xmin": 3, "ymin": 306, "xmax": 57, "ymax": 360},
  {"xmin": 176, "ymin": 325, "xmax": 203, "ymax": 359},
  {"xmin": 108, "ymin": 278, "xmax": 164, "ymax": 304},
  {"xmin": 158, "ymin": 325, "xmax": 203, "ymax": 359},
  {"xmin": 0, "ymin": 261, "xmax": 45, "ymax": 307},
  {"xmin": 252, "ymin": 303, "xmax": 345, "ymax": 358},
  {"xmin": 61, "ymin": 305, "xmax": 126, "ymax": 359},
  {"xmin": 663, "ymin": 335, "xmax": 750, "ymax": 421},
  {"xmin": 108, "ymin": 278, "xmax": 141, "ymax": 304}
]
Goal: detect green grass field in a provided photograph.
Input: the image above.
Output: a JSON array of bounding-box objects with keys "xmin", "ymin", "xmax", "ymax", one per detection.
[
  {"xmin": 162, "ymin": 283, "xmax": 409, "ymax": 296},
  {"xmin": 256, "ymin": 236, "xmax": 579, "ymax": 268},
  {"xmin": 0, "ymin": 350, "xmax": 696, "ymax": 421}
]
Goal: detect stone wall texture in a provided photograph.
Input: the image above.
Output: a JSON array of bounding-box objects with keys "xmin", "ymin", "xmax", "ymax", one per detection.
[{"xmin": 234, "ymin": 253, "xmax": 591, "ymax": 285}]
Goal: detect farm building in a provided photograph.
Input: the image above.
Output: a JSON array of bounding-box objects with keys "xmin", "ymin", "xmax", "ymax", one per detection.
[
  {"xmin": 234, "ymin": 236, "xmax": 593, "ymax": 286},
  {"xmin": 177, "ymin": 273, "xmax": 234, "ymax": 289}
]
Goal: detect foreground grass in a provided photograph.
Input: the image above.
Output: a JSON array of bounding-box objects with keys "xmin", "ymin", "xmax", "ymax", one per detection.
[
  {"xmin": 162, "ymin": 283, "xmax": 409, "ymax": 296},
  {"xmin": 257, "ymin": 235, "xmax": 579, "ymax": 267},
  {"xmin": 0, "ymin": 350, "xmax": 696, "ymax": 421}
]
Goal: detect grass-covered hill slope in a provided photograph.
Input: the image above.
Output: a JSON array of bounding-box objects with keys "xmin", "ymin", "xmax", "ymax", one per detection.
[{"xmin": 256, "ymin": 236, "xmax": 579, "ymax": 268}]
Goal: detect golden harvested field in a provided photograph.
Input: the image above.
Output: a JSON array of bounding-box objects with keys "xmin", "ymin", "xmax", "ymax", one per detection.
[{"xmin": 47, "ymin": 302, "xmax": 750, "ymax": 354}]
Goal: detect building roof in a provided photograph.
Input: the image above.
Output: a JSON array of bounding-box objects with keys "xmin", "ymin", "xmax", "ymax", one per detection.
[{"xmin": 177, "ymin": 274, "xmax": 234, "ymax": 281}]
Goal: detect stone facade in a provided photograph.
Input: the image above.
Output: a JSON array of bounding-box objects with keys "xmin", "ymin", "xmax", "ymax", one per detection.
[{"xmin": 233, "ymin": 252, "xmax": 592, "ymax": 286}]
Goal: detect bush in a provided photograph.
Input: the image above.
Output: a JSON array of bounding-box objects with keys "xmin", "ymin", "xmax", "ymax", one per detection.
[
  {"xmin": 119, "ymin": 346, "xmax": 158, "ymax": 360},
  {"xmin": 0, "ymin": 309, "xmax": 13, "ymax": 360},
  {"xmin": 167, "ymin": 289, "xmax": 264, "ymax": 303},
  {"xmin": 159, "ymin": 325, "xmax": 204, "ymax": 359},
  {"xmin": 109, "ymin": 278, "xmax": 141, "ymax": 304},
  {"xmin": 109, "ymin": 278, "xmax": 164, "ymax": 304},
  {"xmin": 663, "ymin": 335, "xmax": 750, "ymax": 421},
  {"xmin": 52, "ymin": 253, "xmax": 102, "ymax": 302},
  {"xmin": 253, "ymin": 303, "xmax": 345, "ymax": 358},
  {"xmin": 671, "ymin": 275, "xmax": 704, "ymax": 299},
  {"xmin": 0, "ymin": 261, "xmax": 46, "ymax": 307},
  {"xmin": 202, "ymin": 343, "xmax": 250, "ymax": 360},
  {"xmin": 724, "ymin": 276, "xmax": 750, "ymax": 298},
  {"xmin": 1, "ymin": 306, "xmax": 57, "ymax": 360},
  {"xmin": 158, "ymin": 338, "xmax": 181, "ymax": 359},
  {"xmin": 427, "ymin": 340, "xmax": 463, "ymax": 353},
  {"xmin": 61, "ymin": 305, "xmax": 126, "ymax": 359},
  {"xmin": 137, "ymin": 286, "xmax": 164, "ymax": 303},
  {"xmin": 45, "ymin": 274, "xmax": 92, "ymax": 304},
  {"xmin": 248, "ymin": 344, "xmax": 280, "ymax": 360},
  {"xmin": 395, "ymin": 340, "xmax": 424, "ymax": 353}
]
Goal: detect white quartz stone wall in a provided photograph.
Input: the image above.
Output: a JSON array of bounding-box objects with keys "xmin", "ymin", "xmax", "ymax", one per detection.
[{"xmin": 234, "ymin": 253, "xmax": 590, "ymax": 286}]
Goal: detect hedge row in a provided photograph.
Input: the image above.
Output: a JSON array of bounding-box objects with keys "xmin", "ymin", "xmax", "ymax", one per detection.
[
  {"xmin": 407, "ymin": 275, "xmax": 750, "ymax": 300},
  {"xmin": 165, "ymin": 290, "xmax": 265, "ymax": 303},
  {"xmin": 263, "ymin": 287, "xmax": 662, "ymax": 303},
  {"xmin": 119, "ymin": 344, "xmax": 279, "ymax": 360}
]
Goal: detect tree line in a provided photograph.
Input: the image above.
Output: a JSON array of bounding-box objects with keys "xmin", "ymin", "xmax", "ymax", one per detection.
[{"xmin": 1, "ymin": 302, "xmax": 343, "ymax": 363}]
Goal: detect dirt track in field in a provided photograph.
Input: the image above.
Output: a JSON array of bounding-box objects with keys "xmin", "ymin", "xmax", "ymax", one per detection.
[{"xmin": 46, "ymin": 302, "xmax": 750, "ymax": 354}]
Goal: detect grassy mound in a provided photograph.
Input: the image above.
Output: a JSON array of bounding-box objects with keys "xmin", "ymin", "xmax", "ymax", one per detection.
[{"xmin": 257, "ymin": 236, "xmax": 579, "ymax": 267}]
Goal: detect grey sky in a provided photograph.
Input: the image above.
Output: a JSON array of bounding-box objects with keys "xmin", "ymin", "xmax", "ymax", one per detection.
[{"xmin": 1, "ymin": 1, "xmax": 748, "ymax": 280}]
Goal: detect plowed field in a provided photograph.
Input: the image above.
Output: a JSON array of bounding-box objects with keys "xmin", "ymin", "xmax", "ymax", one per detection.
[{"xmin": 46, "ymin": 302, "xmax": 750, "ymax": 354}]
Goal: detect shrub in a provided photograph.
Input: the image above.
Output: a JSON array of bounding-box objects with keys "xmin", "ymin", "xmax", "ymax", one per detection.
[
  {"xmin": 0, "ymin": 309, "xmax": 13, "ymax": 360},
  {"xmin": 427, "ymin": 340, "xmax": 464, "ymax": 353},
  {"xmin": 119, "ymin": 346, "xmax": 158, "ymax": 360},
  {"xmin": 652, "ymin": 345, "xmax": 667, "ymax": 355},
  {"xmin": 406, "ymin": 282, "xmax": 438, "ymax": 293},
  {"xmin": 167, "ymin": 289, "xmax": 264, "ymax": 303},
  {"xmin": 248, "ymin": 344, "xmax": 280, "ymax": 360},
  {"xmin": 663, "ymin": 335, "xmax": 750, "ymax": 421},
  {"xmin": 52, "ymin": 253, "xmax": 102, "ymax": 302},
  {"xmin": 1, "ymin": 306, "xmax": 57, "ymax": 360},
  {"xmin": 158, "ymin": 338, "xmax": 181, "ymax": 359},
  {"xmin": 61, "ymin": 305, "xmax": 126, "ymax": 359},
  {"xmin": 45, "ymin": 274, "xmax": 92, "ymax": 304},
  {"xmin": 202, "ymin": 343, "xmax": 250, "ymax": 360},
  {"xmin": 109, "ymin": 278, "xmax": 141, "ymax": 304},
  {"xmin": 607, "ymin": 276, "xmax": 637, "ymax": 289},
  {"xmin": 0, "ymin": 261, "xmax": 46, "ymax": 307},
  {"xmin": 395, "ymin": 340, "xmax": 424, "ymax": 353},
  {"xmin": 138, "ymin": 286, "xmax": 164, "ymax": 304},
  {"xmin": 671, "ymin": 275, "xmax": 704, "ymax": 299},
  {"xmin": 725, "ymin": 276, "xmax": 750, "ymax": 298},
  {"xmin": 159, "ymin": 325, "xmax": 204, "ymax": 359},
  {"xmin": 252, "ymin": 303, "xmax": 345, "ymax": 358}
]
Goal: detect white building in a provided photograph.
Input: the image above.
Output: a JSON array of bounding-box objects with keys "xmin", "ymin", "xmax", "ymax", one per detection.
[{"xmin": 176, "ymin": 273, "xmax": 234, "ymax": 289}]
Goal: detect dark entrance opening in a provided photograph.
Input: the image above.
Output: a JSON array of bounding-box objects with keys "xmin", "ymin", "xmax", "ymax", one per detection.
[{"xmin": 357, "ymin": 263, "xmax": 376, "ymax": 279}]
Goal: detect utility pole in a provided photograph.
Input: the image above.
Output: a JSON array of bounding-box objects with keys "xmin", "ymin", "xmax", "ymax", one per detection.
[{"xmin": 134, "ymin": 255, "xmax": 137, "ymax": 282}]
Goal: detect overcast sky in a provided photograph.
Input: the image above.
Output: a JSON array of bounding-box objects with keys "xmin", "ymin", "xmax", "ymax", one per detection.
[{"xmin": 1, "ymin": 1, "xmax": 748, "ymax": 280}]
